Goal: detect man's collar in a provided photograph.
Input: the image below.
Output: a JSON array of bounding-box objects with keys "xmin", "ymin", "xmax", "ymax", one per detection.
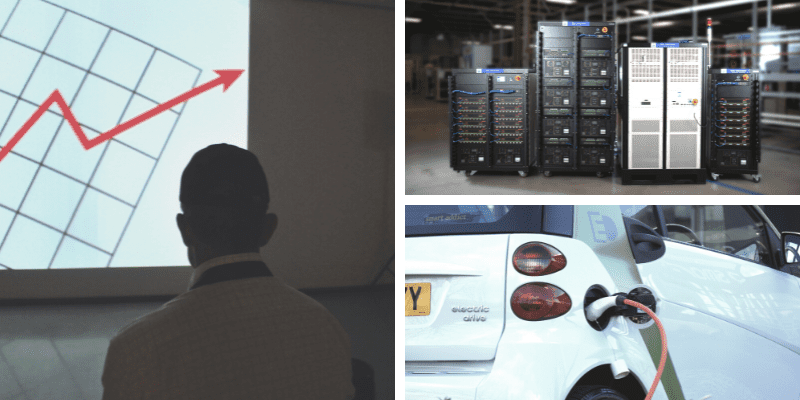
[{"xmin": 188, "ymin": 252, "xmax": 264, "ymax": 290}]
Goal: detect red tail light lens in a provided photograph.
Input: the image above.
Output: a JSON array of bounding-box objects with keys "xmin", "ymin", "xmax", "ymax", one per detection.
[
  {"xmin": 512, "ymin": 242, "xmax": 566, "ymax": 276},
  {"xmin": 510, "ymin": 283, "xmax": 571, "ymax": 321}
]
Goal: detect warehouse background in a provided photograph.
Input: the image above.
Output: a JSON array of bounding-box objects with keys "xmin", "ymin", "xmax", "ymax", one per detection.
[{"xmin": 405, "ymin": 0, "xmax": 800, "ymax": 195}]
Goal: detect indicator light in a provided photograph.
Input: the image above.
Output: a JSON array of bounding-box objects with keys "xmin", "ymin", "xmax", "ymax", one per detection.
[
  {"xmin": 511, "ymin": 283, "xmax": 571, "ymax": 321},
  {"xmin": 513, "ymin": 242, "xmax": 566, "ymax": 276}
]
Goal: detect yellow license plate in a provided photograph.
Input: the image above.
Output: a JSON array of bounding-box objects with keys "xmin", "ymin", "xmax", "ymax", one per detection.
[{"xmin": 405, "ymin": 282, "xmax": 431, "ymax": 316}]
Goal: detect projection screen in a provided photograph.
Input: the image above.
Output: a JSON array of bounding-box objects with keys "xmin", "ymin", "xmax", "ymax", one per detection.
[{"xmin": 0, "ymin": 0, "xmax": 248, "ymax": 299}]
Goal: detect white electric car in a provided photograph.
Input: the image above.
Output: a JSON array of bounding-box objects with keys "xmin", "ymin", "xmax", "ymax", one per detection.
[{"xmin": 405, "ymin": 205, "xmax": 800, "ymax": 400}]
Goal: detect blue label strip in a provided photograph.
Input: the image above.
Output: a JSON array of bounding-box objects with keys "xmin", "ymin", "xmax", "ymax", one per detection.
[
  {"xmin": 653, "ymin": 42, "xmax": 679, "ymax": 48},
  {"xmin": 564, "ymin": 21, "xmax": 590, "ymax": 26},
  {"xmin": 721, "ymin": 69, "xmax": 751, "ymax": 73},
  {"xmin": 480, "ymin": 69, "xmax": 504, "ymax": 73}
]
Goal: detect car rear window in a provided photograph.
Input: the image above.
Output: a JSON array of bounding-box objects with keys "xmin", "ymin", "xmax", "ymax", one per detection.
[
  {"xmin": 406, "ymin": 206, "xmax": 513, "ymax": 225},
  {"xmin": 406, "ymin": 206, "xmax": 543, "ymax": 237}
]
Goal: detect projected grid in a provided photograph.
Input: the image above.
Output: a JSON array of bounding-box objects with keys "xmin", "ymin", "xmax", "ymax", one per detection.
[{"xmin": 0, "ymin": 0, "xmax": 201, "ymax": 270}]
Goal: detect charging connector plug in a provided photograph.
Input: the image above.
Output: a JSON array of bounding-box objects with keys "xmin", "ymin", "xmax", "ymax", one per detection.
[
  {"xmin": 585, "ymin": 291, "xmax": 656, "ymax": 322},
  {"xmin": 612, "ymin": 291, "xmax": 656, "ymax": 318}
]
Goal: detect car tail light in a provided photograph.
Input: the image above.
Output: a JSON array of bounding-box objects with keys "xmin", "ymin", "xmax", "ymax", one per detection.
[
  {"xmin": 510, "ymin": 283, "xmax": 571, "ymax": 321},
  {"xmin": 512, "ymin": 242, "xmax": 566, "ymax": 276}
]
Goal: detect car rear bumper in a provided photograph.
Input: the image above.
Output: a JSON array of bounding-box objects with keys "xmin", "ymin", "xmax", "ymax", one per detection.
[
  {"xmin": 406, "ymin": 373, "xmax": 487, "ymax": 400},
  {"xmin": 405, "ymin": 361, "xmax": 491, "ymax": 400}
]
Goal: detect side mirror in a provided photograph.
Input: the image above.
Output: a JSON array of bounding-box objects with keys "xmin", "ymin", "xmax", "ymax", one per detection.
[
  {"xmin": 780, "ymin": 232, "xmax": 800, "ymax": 278},
  {"xmin": 782, "ymin": 232, "xmax": 800, "ymax": 264}
]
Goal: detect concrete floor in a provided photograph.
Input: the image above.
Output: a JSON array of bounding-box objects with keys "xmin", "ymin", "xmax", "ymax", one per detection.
[{"xmin": 406, "ymin": 95, "xmax": 800, "ymax": 195}]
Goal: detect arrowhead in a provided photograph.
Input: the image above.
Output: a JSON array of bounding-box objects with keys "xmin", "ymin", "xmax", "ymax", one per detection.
[{"xmin": 214, "ymin": 69, "xmax": 245, "ymax": 92}]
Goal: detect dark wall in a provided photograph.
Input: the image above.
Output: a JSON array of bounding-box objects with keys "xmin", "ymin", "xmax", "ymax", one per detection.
[{"xmin": 250, "ymin": 0, "xmax": 394, "ymax": 290}]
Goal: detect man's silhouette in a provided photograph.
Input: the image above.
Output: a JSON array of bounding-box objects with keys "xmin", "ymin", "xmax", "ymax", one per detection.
[{"xmin": 101, "ymin": 143, "xmax": 355, "ymax": 400}]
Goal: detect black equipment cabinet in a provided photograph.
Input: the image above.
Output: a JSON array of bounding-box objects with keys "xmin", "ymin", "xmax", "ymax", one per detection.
[
  {"xmin": 535, "ymin": 21, "xmax": 615, "ymax": 178},
  {"xmin": 448, "ymin": 69, "xmax": 535, "ymax": 176},
  {"xmin": 707, "ymin": 69, "xmax": 761, "ymax": 182}
]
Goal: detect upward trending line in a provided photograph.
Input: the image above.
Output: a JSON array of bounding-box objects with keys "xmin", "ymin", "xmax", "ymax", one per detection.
[{"xmin": 0, "ymin": 69, "xmax": 244, "ymax": 164}]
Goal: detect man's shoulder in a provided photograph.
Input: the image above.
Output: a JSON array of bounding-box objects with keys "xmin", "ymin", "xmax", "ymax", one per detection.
[
  {"xmin": 239, "ymin": 279, "xmax": 344, "ymax": 325},
  {"xmin": 112, "ymin": 278, "xmax": 340, "ymax": 342},
  {"xmin": 110, "ymin": 303, "xmax": 175, "ymax": 347}
]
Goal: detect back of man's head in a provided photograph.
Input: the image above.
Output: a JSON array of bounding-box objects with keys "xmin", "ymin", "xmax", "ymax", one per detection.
[{"xmin": 179, "ymin": 143, "xmax": 270, "ymax": 250}]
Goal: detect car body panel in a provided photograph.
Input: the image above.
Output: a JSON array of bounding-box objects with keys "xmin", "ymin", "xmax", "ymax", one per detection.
[
  {"xmin": 655, "ymin": 300, "xmax": 800, "ymax": 399},
  {"xmin": 405, "ymin": 234, "xmax": 509, "ymax": 361},
  {"xmin": 479, "ymin": 233, "xmax": 632, "ymax": 400},
  {"xmin": 638, "ymin": 239, "xmax": 800, "ymax": 354},
  {"xmin": 406, "ymin": 231, "xmax": 668, "ymax": 400}
]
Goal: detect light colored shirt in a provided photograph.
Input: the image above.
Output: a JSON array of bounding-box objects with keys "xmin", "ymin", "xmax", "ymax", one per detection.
[
  {"xmin": 187, "ymin": 252, "xmax": 264, "ymax": 290},
  {"xmin": 101, "ymin": 253, "xmax": 355, "ymax": 400}
]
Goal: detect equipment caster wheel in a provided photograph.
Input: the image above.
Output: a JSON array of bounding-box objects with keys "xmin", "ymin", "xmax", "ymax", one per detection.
[
  {"xmin": 543, "ymin": 171, "xmax": 552, "ymax": 177},
  {"xmin": 518, "ymin": 171, "xmax": 528, "ymax": 177},
  {"xmin": 464, "ymin": 170, "xmax": 476, "ymax": 176},
  {"xmin": 596, "ymin": 172, "xmax": 605, "ymax": 178},
  {"xmin": 752, "ymin": 174, "xmax": 761, "ymax": 183},
  {"xmin": 710, "ymin": 173, "xmax": 719, "ymax": 181}
]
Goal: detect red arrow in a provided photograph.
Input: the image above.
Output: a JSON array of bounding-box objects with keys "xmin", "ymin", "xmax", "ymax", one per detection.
[{"xmin": 0, "ymin": 69, "xmax": 244, "ymax": 163}]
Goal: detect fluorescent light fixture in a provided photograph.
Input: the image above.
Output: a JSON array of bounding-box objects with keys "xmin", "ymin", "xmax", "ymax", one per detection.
[
  {"xmin": 652, "ymin": 20, "xmax": 675, "ymax": 28},
  {"xmin": 493, "ymin": 24, "xmax": 514, "ymax": 30},
  {"xmin": 773, "ymin": 2, "xmax": 799, "ymax": 9},
  {"xmin": 634, "ymin": 9, "xmax": 650, "ymax": 15},
  {"xmin": 616, "ymin": 0, "xmax": 761, "ymax": 24},
  {"xmin": 546, "ymin": 0, "xmax": 577, "ymax": 4},
  {"xmin": 406, "ymin": 16, "xmax": 422, "ymax": 23},
  {"xmin": 632, "ymin": 35, "xmax": 647, "ymax": 41}
]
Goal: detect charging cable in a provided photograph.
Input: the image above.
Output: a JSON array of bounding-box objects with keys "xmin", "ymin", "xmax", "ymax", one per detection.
[
  {"xmin": 624, "ymin": 298, "xmax": 667, "ymax": 400},
  {"xmin": 585, "ymin": 295, "xmax": 668, "ymax": 400}
]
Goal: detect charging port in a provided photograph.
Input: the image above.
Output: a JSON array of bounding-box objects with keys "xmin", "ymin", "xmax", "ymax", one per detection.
[{"xmin": 583, "ymin": 284, "xmax": 612, "ymax": 331}]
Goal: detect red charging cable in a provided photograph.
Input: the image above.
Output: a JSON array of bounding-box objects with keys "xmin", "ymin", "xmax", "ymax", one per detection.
[{"xmin": 623, "ymin": 299, "xmax": 668, "ymax": 400}]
